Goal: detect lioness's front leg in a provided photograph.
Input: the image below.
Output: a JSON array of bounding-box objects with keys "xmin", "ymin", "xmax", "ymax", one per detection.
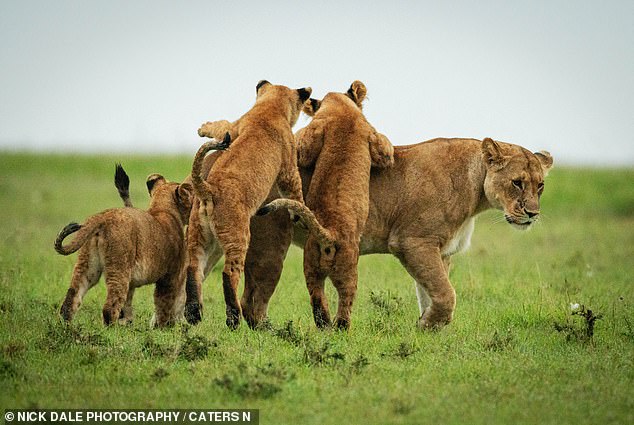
[{"xmin": 395, "ymin": 239, "xmax": 456, "ymax": 329}]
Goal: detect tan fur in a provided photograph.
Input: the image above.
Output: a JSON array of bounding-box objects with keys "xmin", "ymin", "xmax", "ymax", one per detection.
[
  {"xmin": 190, "ymin": 80, "xmax": 311, "ymax": 329},
  {"xmin": 245, "ymin": 137, "xmax": 552, "ymax": 329},
  {"xmin": 179, "ymin": 151, "xmax": 293, "ymax": 327},
  {"xmin": 259, "ymin": 81, "xmax": 394, "ymax": 330},
  {"xmin": 55, "ymin": 170, "xmax": 193, "ymax": 326}
]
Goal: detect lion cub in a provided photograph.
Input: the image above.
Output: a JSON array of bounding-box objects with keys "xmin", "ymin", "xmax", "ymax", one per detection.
[
  {"xmin": 258, "ymin": 81, "xmax": 394, "ymax": 329},
  {"xmin": 191, "ymin": 80, "xmax": 311, "ymax": 329},
  {"xmin": 55, "ymin": 166, "xmax": 193, "ymax": 326}
]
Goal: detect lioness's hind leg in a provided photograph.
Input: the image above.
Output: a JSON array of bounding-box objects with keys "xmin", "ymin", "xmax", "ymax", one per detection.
[
  {"xmin": 241, "ymin": 209, "xmax": 293, "ymax": 329},
  {"xmin": 153, "ymin": 274, "xmax": 183, "ymax": 328},
  {"xmin": 60, "ymin": 244, "xmax": 102, "ymax": 322}
]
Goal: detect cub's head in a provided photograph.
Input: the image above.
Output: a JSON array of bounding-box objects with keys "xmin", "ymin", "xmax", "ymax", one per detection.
[
  {"xmin": 255, "ymin": 80, "xmax": 312, "ymax": 126},
  {"xmin": 481, "ymin": 138, "xmax": 553, "ymax": 230},
  {"xmin": 146, "ymin": 174, "xmax": 193, "ymax": 224},
  {"xmin": 302, "ymin": 80, "xmax": 368, "ymax": 117}
]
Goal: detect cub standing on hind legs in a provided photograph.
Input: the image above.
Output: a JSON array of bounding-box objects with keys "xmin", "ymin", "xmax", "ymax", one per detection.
[
  {"xmin": 55, "ymin": 165, "xmax": 193, "ymax": 326},
  {"xmin": 191, "ymin": 80, "xmax": 312, "ymax": 329},
  {"xmin": 258, "ymin": 81, "xmax": 395, "ymax": 330}
]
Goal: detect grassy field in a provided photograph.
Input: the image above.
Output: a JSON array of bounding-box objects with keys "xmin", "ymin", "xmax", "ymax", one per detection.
[{"xmin": 1, "ymin": 152, "xmax": 633, "ymax": 424}]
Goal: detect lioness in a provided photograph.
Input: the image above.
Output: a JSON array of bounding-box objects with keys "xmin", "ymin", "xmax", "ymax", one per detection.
[
  {"xmin": 234, "ymin": 137, "xmax": 552, "ymax": 329},
  {"xmin": 191, "ymin": 80, "xmax": 312, "ymax": 329},
  {"xmin": 55, "ymin": 167, "xmax": 193, "ymax": 326},
  {"xmin": 257, "ymin": 81, "xmax": 394, "ymax": 330}
]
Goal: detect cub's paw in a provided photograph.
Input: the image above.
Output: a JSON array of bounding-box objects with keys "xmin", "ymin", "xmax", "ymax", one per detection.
[{"xmin": 185, "ymin": 302, "xmax": 203, "ymax": 325}]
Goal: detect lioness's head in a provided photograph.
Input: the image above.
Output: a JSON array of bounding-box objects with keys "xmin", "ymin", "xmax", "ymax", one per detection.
[
  {"xmin": 302, "ymin": 80, "xmax": 368, "ymax": 117},
  {"xmin": 146, "ymin": 174, "xmax": 193, "ymax": 223},
  {"xmin": 254, "ymin": 80, "xmax": 312, "ymax": 126},
  {"xmin": 482, "ymin": 138, "xmax": 553, "ymax": 230}
]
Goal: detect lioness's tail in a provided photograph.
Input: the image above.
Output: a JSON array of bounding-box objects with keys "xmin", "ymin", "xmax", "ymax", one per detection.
[
  {"xmin": 114, "ymin": 163, "xmax": 133, "ymax": 208},
  {"xmin": 257, "ymin": 199, "xmax": 335, "ymax": 247},
  {"xmin": 191, "ymin": 133, "xmax": 232, "ymax": 202},
  {"xmin": 54, "ymin": 222, "xmax": 99, "ymax": 255}
]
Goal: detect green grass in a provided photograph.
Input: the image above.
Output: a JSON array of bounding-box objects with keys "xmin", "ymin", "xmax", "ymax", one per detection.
[{"xmin": 1, "ymin": 152, "xmax": 633, "ymax": 424}]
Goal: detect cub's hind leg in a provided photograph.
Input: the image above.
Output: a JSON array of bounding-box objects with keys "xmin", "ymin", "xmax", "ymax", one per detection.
[
  {"xmin": 102, "ymin": 261, "xmax": 132, "ymax": 326},
  {"xmin": 329, "ymin": 243, "xmax": 360, "ymax": 330},
  {"xmin": 185, "ymin": 200, "xmax": 223, "ymax": 324},
  {"xmin": 60, "ymin": 241, "xmax": 102, "ymax": 322},
  {"xmin": 303, "ymin": 237, "xmax": 332, "ymax": 329},
  {"xmin": 118, "ymin": 287, "xmax": 135, "ymax": 324},
  {"xmin": 213, "ymin": 204, "xmax": 251, "ymax": 330}
]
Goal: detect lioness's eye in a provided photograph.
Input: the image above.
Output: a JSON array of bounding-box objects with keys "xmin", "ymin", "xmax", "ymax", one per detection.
[
  {"xmin": 512, "ymin": 179, "xmax": 523, "ymax": 190},
  {"xmin": 537, "ymin": 182, "xmax": 544, "ymax": 193}
]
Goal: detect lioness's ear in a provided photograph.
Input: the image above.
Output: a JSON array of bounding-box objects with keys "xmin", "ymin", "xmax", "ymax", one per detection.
[
  {"xmin": 303, "ymin": 98, "xmax": 322, "ymax": 116},
  {"xmin": 482, "ymin": 138, "xmax": 507, "ymax": 168},
  {"xmin": 534, "ymin": 150, "xmax": 553, "ymax": 176},
  {"xmin": 256, "ymin": 80, "xmax": 271, "ymax": 94},
  {"xmin": 346, "ymin": 80, "xmax": 367, "ymax": 107},
  {"xmin": 146, "ymin": 174, "xmax": 165, "ymax": 195},
  {"xmin": 175, "ymin": 183, "xmax": 193, "ymax": 209},
  {"xmin": 297, "ymin": 87, "xmax": 312, "ymax": 102}
]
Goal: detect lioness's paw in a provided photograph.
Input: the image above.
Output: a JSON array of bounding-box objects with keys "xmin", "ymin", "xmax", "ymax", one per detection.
[{"xmin": 418, "ymin": 309, "xmax": 452, "ymax": 331}]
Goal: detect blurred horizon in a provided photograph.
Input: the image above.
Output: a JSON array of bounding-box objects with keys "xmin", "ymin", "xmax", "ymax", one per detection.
[{"xmin": 1, "ymin": 1, "xmax": 633, "ymax": 166}]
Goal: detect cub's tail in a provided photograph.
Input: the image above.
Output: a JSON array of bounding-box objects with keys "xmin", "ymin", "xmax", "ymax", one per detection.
[
  {"xmin": 257, "ymin": 199, "xmax": 335, "ymax": 247},
  {"xmin": 54, "ymin": 222, "xmax": 83, "ymax": 255},
  {"xmin": 114, "ymin": 163, "xmax": 133, "ymax": 208},
  {"xmin": 191, "ymin": 133, "xmax": 232, "ymax": 202},
  {"xmin": 54, "ymin": 222, "xmax": 99, "ymax": 255}
]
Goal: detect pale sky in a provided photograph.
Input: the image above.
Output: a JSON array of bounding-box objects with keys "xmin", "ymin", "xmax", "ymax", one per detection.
[{"xmin": 1, "ymin": 0, "xmax": 633, "ymax": 165}]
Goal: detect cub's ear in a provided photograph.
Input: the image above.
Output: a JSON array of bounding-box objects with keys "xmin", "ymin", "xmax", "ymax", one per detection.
[
  {"xmin": 534, "ymin": 150, "xmax": 553, "ymax": 176},
  {"xmin": 175, "ymin": 182, "xmax": 193, "ymax": 209},
  {"xmin": 302, "ymin": 98, "xmax": 322, "ymax": 116},
  {"xmin": 346, "ymin": 80, "xmax": 367, "ymax": 107},
  {"xmin": 297, "ymin": 87, "xmax": 312, "ymax": 102},
  {"xmin": 256, "ymin": 80, "xmax": 271, "ymax": 94},
  {"xmin": 481, "ymin": 138, "xmax": 508, "ymax": 168},
  {"xmin": 146, "ymin": 174, "xmax": 165, "ymax": 195}
]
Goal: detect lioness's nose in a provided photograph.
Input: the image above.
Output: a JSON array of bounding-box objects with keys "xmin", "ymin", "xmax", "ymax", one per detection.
[{"xmin": 526, "ymin": 210, "xmax": 539, "ymax": 218}]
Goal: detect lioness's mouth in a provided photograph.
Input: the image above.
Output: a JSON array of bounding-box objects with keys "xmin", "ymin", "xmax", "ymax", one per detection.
[{"xmin": 505, "ymin": 214, "xmax": 534, "ymax": 230}]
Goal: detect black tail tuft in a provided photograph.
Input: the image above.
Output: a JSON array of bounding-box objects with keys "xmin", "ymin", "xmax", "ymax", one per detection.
[
  {"xmin": 215, "ymin": 132, "xmax": 232, "ymax": 151},
  {"xmin": 256, "ymin": 205, "xmax": 273, "ymax": 216},
  {"xmin": 114, "ymin": 164, "xmax": 130, "ymax": 192},
  {"xmin": 114, "ymin": 163, "xmax": 133, "ymax": 207}
]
